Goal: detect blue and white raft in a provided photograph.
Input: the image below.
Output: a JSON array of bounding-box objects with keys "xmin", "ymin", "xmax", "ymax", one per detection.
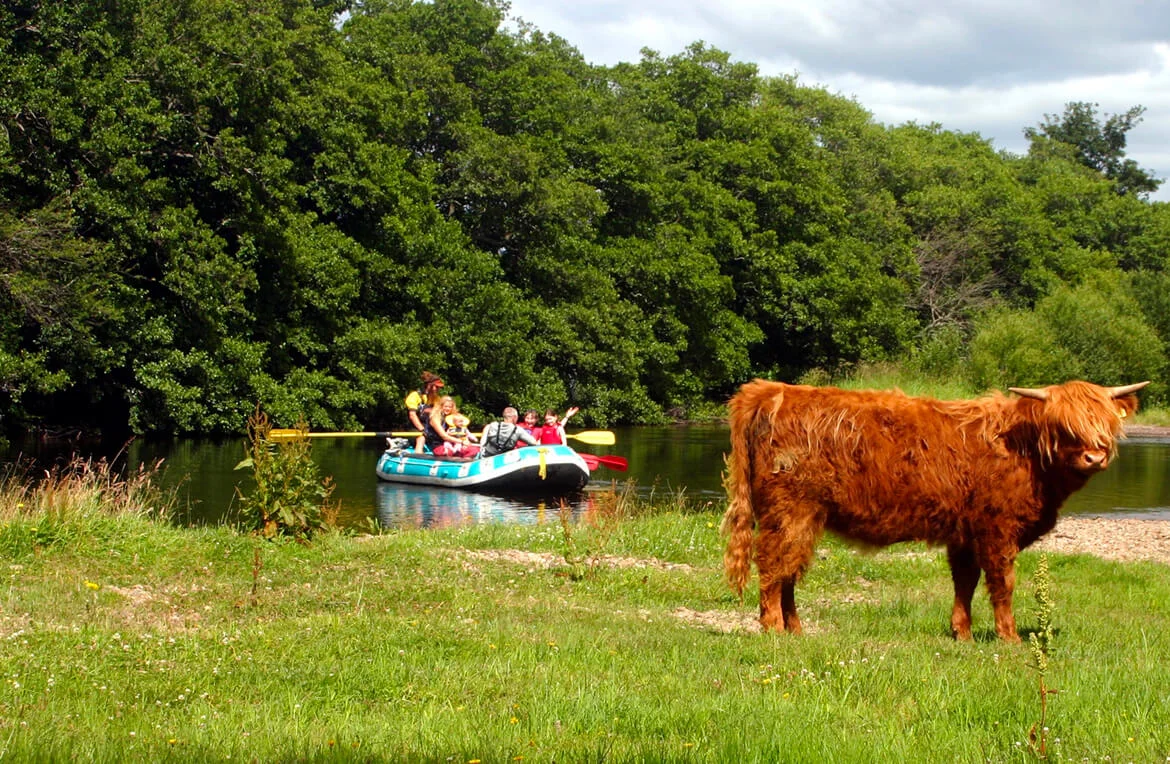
[{"xmin": 375, "ymin": 444, "xmax": 590, "ymax": 495}]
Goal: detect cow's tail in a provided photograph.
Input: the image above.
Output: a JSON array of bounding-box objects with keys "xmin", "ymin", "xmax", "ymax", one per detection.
[{"xmin": 722, "ymin": 380, "xmax": 773, "ymax": 599}]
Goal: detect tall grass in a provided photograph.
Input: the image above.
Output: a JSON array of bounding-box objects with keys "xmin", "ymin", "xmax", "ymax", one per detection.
[
  {"xmin": 0, "ymin": 454, "xmax": 175, "ymax": 560},
  {"xmin": 0, "ymin": 455, "xmax": 173, "ymax": 523},
  {"xmin": 801, "ymin": 361, "xmax": 980, "ymax": 399},
  {"xmin": 809, "ymin": 361, "xmax": 1170, "ymax": 426}
]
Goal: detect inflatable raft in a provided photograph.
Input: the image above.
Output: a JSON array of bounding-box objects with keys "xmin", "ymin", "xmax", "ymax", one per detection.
[{"xmin": 375, "ymin": 443, "xmax": 590, "ymax": 495}]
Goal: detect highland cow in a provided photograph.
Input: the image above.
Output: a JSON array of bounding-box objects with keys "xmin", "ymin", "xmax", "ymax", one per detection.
[{"xmin": 722, "ymin": 379, "xmax": 1148, "ymax": 641}]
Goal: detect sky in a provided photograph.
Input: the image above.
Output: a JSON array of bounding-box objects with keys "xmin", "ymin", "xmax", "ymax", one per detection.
[{"xmin": 503, "ymin": 0, "xmax": 1170, "ymax": 200}]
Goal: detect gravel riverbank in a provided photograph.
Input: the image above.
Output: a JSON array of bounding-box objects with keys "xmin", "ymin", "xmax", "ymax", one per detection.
[{"xmin": 1034, "ymin": 517, "xmax": 1170, "ymax": 565}]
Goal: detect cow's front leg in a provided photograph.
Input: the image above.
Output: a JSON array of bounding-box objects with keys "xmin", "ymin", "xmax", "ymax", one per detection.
[
  {"xmin": 780, "ymin": 579, "xmax": 801, "ymax": 634},
  {"xmin": 947, "ymin": 545, "xmax": 980, "ymax": 641},
  {"xmin": 984, "ymin": 560, "xmax": 1020, "ymax": 643}
]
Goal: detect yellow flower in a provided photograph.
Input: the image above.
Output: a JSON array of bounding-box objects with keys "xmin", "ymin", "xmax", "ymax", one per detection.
[
  {"xmin": 85, "ymin": 581, "xmax": 100, "ymax": 591},
  {"xmin": 510, "ymin": 717, "xmax": 518, "ymax": 724}
]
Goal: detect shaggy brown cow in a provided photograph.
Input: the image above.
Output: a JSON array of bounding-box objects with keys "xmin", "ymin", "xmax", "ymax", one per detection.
[{"xmin": 722, "ymin": 379, "xmax": 1148, "ymax": 641}]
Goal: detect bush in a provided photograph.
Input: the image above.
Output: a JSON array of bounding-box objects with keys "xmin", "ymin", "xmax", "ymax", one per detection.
[
  {"xmin": 966, "ymin": 308, "xmax": 1082, "ymax": 392},
  {"xmin": 1038, "ymin": 273, "xmax": 1164, "ymax": 394},
  {"xmin": 908, "ymin": 324, "xmax": 967, "ymax": 380}
]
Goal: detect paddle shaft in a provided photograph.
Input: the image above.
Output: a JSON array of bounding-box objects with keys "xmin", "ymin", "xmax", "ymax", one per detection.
[
  {"xmin": 269, "ymin": 429, "xmax": 414, "ymax": 440},
  {"xmin": 269, "ymin": 428, "xmax": 616, "ymax": 445}
]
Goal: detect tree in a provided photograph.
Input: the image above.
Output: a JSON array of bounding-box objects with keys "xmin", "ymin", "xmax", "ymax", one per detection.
[{"xmin": 1025, "ymin": 102, "xmax": 1162, "ymax": 197}]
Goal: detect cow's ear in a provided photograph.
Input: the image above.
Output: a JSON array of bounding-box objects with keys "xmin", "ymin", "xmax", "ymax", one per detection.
[{"xmin": 1116, "ymin": 395, "xmax": 1141, "ymax": 418}]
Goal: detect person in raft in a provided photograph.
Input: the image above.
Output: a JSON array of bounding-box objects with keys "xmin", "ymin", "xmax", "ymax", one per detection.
[
  {"xmin": 426, "ymin": 396, "xmax": 480, "ymax": 457},
  {"xmin": 404, "ymin": 371, "xmax": 444, "ymax": 453},
  {"xmin": 480, "ymin": 406, "xmax": 540, "ymax": 457},
  {"xmin": 444, "ymin": 411, "xmax": 478, "ymax": 445},
  {"xmin": 534, "ymin": 406, "xmax": 580, "ymax": 446}
]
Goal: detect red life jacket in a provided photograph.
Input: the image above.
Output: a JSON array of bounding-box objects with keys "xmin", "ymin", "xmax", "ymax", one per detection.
[{"xmin": 535, "ymin": 425, "xmax": 564, "ymax": 445}]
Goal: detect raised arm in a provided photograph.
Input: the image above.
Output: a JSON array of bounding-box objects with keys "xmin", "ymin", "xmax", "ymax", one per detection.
[{"xmin": 560, "ymin": 406, "xmax": 580, "ymax": 427}]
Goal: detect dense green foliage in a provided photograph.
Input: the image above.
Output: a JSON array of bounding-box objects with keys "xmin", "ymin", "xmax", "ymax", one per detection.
[{"xmin": 2, "ymin": 0, "xmax": 1168, "ymax": 435}]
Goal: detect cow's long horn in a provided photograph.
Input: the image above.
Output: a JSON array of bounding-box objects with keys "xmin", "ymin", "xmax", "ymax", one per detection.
[
  {"xmin": 1008, "ymin": 386, "xmax": 1049, "ymax": 401},
  {"xmin": 1106, "ymin": 381, "xmax": 1150, "ymax": 398}
]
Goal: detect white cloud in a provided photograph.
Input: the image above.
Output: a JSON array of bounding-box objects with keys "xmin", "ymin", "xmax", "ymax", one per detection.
[{"xmin": 505, "ymin": 0, "xmax": 1170, "ymax": 199}]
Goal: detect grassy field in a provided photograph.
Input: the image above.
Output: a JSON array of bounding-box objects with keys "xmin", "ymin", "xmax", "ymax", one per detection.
[{"xmin": 2, "ymin": 464, "xmax": 1170, "ymax": 763}]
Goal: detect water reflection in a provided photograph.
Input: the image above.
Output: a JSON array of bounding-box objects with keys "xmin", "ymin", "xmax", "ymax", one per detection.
[
  {"xmin": 375, "ymin": 483, "xmax": 589, "ymax": 529},
  {"xmin": 1064, "ymin": 437, "xmax": 1170, "ymax": 518}
]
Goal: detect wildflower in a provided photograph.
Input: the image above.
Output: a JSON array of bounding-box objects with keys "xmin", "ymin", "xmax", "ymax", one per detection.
[
  {"xmin": 510, "ymin": 717, "xmax": 518, "ymax": 724},
  {"xmin": 85, "ymin": 581, "xmax": 100, "ymax": 591}
]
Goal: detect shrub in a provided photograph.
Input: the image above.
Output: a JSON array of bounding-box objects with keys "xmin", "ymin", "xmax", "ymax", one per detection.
[
  {"xmin": 1038, "ymin": 273, "xmax": 1165, "ymax": 400},
  {"xmin": 966, "ymin": 308, "xmax": 1082, "ymax": 392}
]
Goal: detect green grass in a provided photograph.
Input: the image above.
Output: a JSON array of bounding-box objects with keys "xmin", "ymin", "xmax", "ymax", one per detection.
[{"xmin": 2, "ymin": 482, "xmax": 1170, "ymax": 762}]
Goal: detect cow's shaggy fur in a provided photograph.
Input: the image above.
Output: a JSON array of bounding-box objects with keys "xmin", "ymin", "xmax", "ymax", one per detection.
[{"xmin": 722, "ymin": 379, "xmax": 1146, "ymax": 641}]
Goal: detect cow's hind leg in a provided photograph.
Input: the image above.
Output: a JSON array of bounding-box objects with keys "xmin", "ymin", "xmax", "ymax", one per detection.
[
  {"xmin": 947, "ymin": 545, "xmax": 980, "ymax": 641},
  {"xmin": 755, "ymin": 521, "xmax": 817, "ymax": 634}
]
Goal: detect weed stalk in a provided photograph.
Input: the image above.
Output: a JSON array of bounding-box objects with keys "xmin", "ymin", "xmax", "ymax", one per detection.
[{"xmin": 1028, "ymin": 553, "xmax": 1057, "ymax": 759}]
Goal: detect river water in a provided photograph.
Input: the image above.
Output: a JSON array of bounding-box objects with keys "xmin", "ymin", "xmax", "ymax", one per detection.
[{"xmin": 5, "ymin": 426, "xmax": 1170, "ymax": 528}]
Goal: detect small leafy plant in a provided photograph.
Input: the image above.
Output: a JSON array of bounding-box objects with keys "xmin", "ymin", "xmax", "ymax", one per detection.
[{"xmin": 235, "ymin": 407, "xmax": 335, "ymax": 540}]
